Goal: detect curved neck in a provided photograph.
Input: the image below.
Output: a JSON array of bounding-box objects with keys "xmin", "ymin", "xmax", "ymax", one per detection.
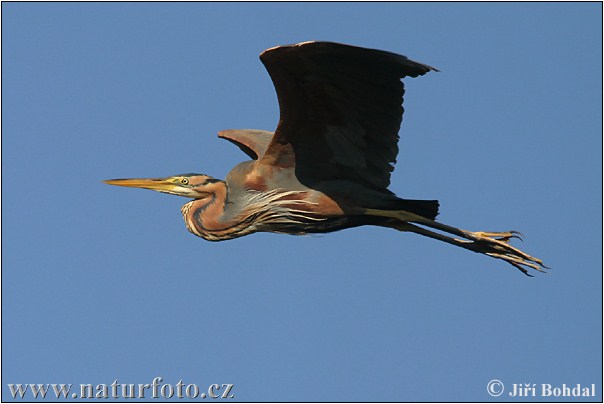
[{"xmin": 181, "ymin": 181, "xmax": 247, "ymax": 241}]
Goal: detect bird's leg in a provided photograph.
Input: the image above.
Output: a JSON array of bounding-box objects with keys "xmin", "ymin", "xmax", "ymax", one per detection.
[{"xmin": 365, "ymin": 209, "xmax": 547, "ymax": 275}]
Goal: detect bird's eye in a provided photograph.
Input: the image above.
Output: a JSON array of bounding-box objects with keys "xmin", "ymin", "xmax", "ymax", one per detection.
[{"xmin": 181, "ymin": 178, "xmax": 189, "ymax": 185}]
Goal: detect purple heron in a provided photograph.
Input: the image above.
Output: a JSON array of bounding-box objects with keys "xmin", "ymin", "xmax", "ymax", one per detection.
[{"xmin": 105, "ymin": 41, "xmax": 545, "ymax": 275}]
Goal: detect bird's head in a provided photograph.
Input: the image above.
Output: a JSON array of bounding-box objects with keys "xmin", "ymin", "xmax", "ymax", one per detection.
[{"xmin": 104, "ymin": 174, "xmax": 222, "ymax": 199}]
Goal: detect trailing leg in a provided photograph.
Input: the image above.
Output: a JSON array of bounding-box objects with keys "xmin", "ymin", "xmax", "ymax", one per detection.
[{"xmin": 366, "ymin": 209, "xmax": 547, "ymax": 275}]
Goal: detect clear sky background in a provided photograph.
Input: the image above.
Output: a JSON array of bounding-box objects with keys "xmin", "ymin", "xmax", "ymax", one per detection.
[{"xmin": 2, "ymin": 2, "xmax": 602, "ymax": 402}]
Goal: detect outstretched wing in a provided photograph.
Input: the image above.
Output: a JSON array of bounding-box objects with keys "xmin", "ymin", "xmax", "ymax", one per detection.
[
  {"xmin": 218, "ymin": 129, "xmax": 274, "ymax": 160},
  {"xmin": 258, "ymin": 41, "xmax": 436, "ymax": 190}
]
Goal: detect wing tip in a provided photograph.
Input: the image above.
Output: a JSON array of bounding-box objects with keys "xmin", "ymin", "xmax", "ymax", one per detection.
[{"xmin": 407, "ymin": 60, "xmax": 440, "ymax": 76}]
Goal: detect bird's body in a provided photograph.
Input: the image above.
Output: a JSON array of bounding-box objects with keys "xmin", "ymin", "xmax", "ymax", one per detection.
[
  {"xmin": 105, "ymin": 41, "xmax": 545, "ymax": 275},
  {"xmin": 178, "ymin": 160, "xmax": 437, "ymax": 241}
]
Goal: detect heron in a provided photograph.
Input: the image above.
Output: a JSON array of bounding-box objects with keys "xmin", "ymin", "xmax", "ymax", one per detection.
[{"xmin": 105, "ymin": 41, "xmax": 546, "ymax": 275}]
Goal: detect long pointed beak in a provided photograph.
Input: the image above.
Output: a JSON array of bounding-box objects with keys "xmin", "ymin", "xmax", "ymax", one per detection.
[{"xmin": 103, "ymin": 178, "xmax": 176, "ymax": 193}]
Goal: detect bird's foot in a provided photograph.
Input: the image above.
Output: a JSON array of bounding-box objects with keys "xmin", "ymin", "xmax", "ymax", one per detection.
[
  {"xmin": 458, "ymin": 229, "xmax": 547, "ymax": 276},
  {"xmin": 471, "ymin": 230, "xmax": 523, "ymax": 243}
]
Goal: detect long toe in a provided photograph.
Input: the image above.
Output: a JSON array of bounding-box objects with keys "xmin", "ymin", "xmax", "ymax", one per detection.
[{"xmin": 469, "ymin": 232, "xmax": 546, "ymax": 274}]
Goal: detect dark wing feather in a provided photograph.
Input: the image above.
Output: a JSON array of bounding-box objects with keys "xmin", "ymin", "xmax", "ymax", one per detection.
[{"xmin": 258, "ymin": 41, "xmax": 436, "ymax": 190}]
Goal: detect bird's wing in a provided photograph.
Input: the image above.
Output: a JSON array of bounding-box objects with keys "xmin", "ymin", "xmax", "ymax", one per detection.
[
  {"xmin": 258, "ymin": 41, "xmax": 436, "ymax": 190},
  {"xmin": 218, "ymin": 129, "xmax": 274, "ymax": 160}
]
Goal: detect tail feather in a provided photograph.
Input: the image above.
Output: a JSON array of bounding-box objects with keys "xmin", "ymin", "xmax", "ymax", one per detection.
[{"xmin": 396, "ymin": 199, "xmax": 440, "ymax": 220}]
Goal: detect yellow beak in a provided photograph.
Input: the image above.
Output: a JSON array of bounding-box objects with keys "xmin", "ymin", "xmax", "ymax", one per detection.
[{"xmin": 103, "ymin": 178, "xmax": 177, "ymax": 192}]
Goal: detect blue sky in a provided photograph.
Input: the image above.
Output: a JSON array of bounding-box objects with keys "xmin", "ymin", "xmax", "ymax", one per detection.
[{"xmin": 2, "ymin": 2, "xmax": 602, "ymax": 402}]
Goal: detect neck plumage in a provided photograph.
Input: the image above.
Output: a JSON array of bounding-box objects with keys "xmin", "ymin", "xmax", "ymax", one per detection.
[
  {"xmin": 180, "ymin": 180, "xmax": 227, "ymax": 240},
  {"xmin": 181, "ymin": 181, "xmax": 323, "ymax": 241},
  {"xmin": 181, "ymin": 180, "xmax": 258, "ymax": 241}
]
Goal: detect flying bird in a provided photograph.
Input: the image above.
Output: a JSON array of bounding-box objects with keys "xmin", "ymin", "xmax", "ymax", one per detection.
[{"xmin": 105, "ymin": 41, "xmax": 545, "ymax": 275}]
